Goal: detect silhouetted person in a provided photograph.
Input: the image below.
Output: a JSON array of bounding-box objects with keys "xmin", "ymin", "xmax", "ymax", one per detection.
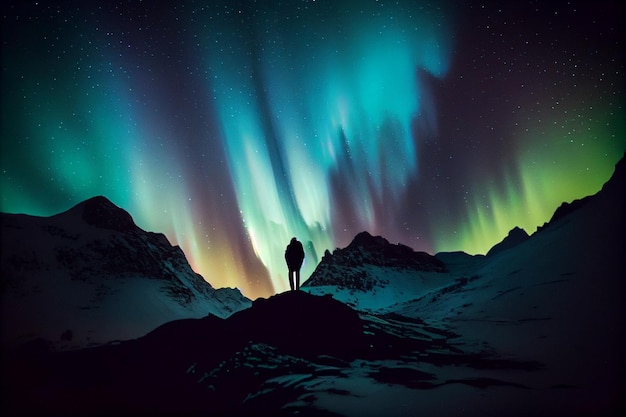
[{"xmin": 285, "ymin": 237, "xmax": 305, "ymax": 291}]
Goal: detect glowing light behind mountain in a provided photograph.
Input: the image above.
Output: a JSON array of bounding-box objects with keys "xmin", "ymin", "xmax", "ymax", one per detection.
[{"xmin": 203, "ymin": 1, "xmax": 451, "ymax": 292}]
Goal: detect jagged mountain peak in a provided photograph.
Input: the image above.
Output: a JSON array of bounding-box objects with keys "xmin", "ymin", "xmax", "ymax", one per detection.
[
  {"xmin": 303, "ymin": 231, "xmax": 446, "ymax": 292},
  {"xmin": 537, "ymin": 153, "xmax": 625, "ymax": 232},
  {"xmin": 1, "ymin": 196, "xmax": 251, "ymax": 350},
  {"xmin": 337, "ymin": 230, "xmax": 446, "ymax": 270},
  {"xmin": 599, "ymin": 152, "xmax": 625, "ymax": 196},
  {"xmin": 348, "ymin": 231, "xmax": 392, "ymax": 249},
  {"xmin": 61, "ymin": 195, "xmax": 139, "ymax": 233},
  {"xmin": 486, "ymin": 226, "xmax": 530, "ymax": 257}
]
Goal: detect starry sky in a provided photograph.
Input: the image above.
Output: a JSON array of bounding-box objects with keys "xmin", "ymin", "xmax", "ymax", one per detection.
[{"xmin": 1, "ymin": 1, "xmax": 624, "ymax": 299}]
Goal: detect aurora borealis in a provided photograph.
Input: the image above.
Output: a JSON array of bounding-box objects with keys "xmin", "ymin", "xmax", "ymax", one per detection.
[{"xmin": 1, "ymin": 1, "xmax": 624, "ymax": 299}]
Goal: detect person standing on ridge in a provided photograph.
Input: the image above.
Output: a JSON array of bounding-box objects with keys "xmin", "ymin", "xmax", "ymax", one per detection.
[{"xmin": 285, "ymin": 237, "xmax": 305, "ymax": 291}]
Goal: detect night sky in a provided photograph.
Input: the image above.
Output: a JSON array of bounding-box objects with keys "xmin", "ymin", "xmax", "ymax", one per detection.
[{"xmin": 1, "ymin": 1, "xmax": 624, "ymax": 299}]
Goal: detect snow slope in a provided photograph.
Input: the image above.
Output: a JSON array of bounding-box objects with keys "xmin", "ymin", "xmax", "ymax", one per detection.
[
  {"xmin": 299, "ymin": 155, "xmax": 625, "ymax": 416},
  {"xmin": 0, "ymin": 196, "xmax": 251, "ymax": 350},
  {"xmin": 1, "ymin": 157, "xmax": 623, "ymax": 417}
]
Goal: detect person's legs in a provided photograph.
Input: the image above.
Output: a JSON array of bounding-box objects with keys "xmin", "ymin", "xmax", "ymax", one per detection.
[
  {"xmin": 288, "ymin": 269, "xmax": 295, "ymax": 291},
  {"xmin": 295, "ymin": 269, "xmax": 300, "ymax": 291}
]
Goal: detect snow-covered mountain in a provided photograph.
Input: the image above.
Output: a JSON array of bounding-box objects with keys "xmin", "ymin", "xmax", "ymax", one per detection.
[
  {"xmin": 1, "ymin": 157, "xmax": 624, "ymax": 417},
  {"xmin": 300, "ymin": 155, "xmax": 625, "ymax": 416},
  {"xmin": 302, "ymin": 230, "xmax": 449, "ymax": 310},
  {"xmin": 304, "ymin": 155, "xmax": 624, "ymax": 319},
  {"xmin": 0, "ymin": 196, "xmax": 251, "ymax": 350}
]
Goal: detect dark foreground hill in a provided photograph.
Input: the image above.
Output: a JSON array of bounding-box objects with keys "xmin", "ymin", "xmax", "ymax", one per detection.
[{"xmin": 2, "ymin": 290, "xmax": 545, "ymax": 417}]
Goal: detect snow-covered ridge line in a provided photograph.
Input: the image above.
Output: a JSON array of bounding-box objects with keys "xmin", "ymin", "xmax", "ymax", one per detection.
[{"xmin": 1, "ymin": 195, "xmax": 251, "ymax": 351}]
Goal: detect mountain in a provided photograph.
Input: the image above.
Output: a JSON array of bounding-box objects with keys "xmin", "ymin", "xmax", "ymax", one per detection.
[
  {"xmin": 1, "ymin": 157, "xmax": 624, "ymax": 417},
  {"xmin": 0, "ymin": 196, "xmax": 251, "ymax": 350},
  {"xmin": 301, "ymin": 155, "xmax": 625, "ymax": 416},
  {"xmin": 317, "ymin": 231, "xmax": 448, "ymax": 271},
  {"xmin": 485, "ymin": 225, "xmax": 529, "ymax": 256},
  {"xmin": 302, "ymin": 231, "xmax": 448, "ymax": 310}
]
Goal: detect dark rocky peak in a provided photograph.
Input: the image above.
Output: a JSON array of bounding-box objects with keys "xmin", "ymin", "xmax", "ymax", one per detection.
[
  {"xmin": 323, "ymin": 231, "xmax": 446, "ymax": 272},
  {"xmin": 599, "ymin": 152, "xmax": 625, "ymax": 197},
  {"xmin": 79, "ymin": 196, "xmax": 138, "ymax": 233},
  {"xmin": 141, "ymin": 291, "xmax": 365, "ymax": 362},
  {"xmin": 536, "ymin": 153, "xmax": 624, "ymax": 233},
  {"xmin": 227, "ymin": 291, "xmax": 365, "ymax": 359},
  {"xmin": 48, "ymin": 196, "xmax": 198, "ymax": 285},
  {"xmin": 486, "ymin": 226, "xmax": 530, "ymax": 257},
  {"xmin": 544, "ymin": 196, "xmax": 592, "ymax": 228},
  {"xmin": 348, "ymin": 231, "xmax": 392, "ymax": 250}
]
